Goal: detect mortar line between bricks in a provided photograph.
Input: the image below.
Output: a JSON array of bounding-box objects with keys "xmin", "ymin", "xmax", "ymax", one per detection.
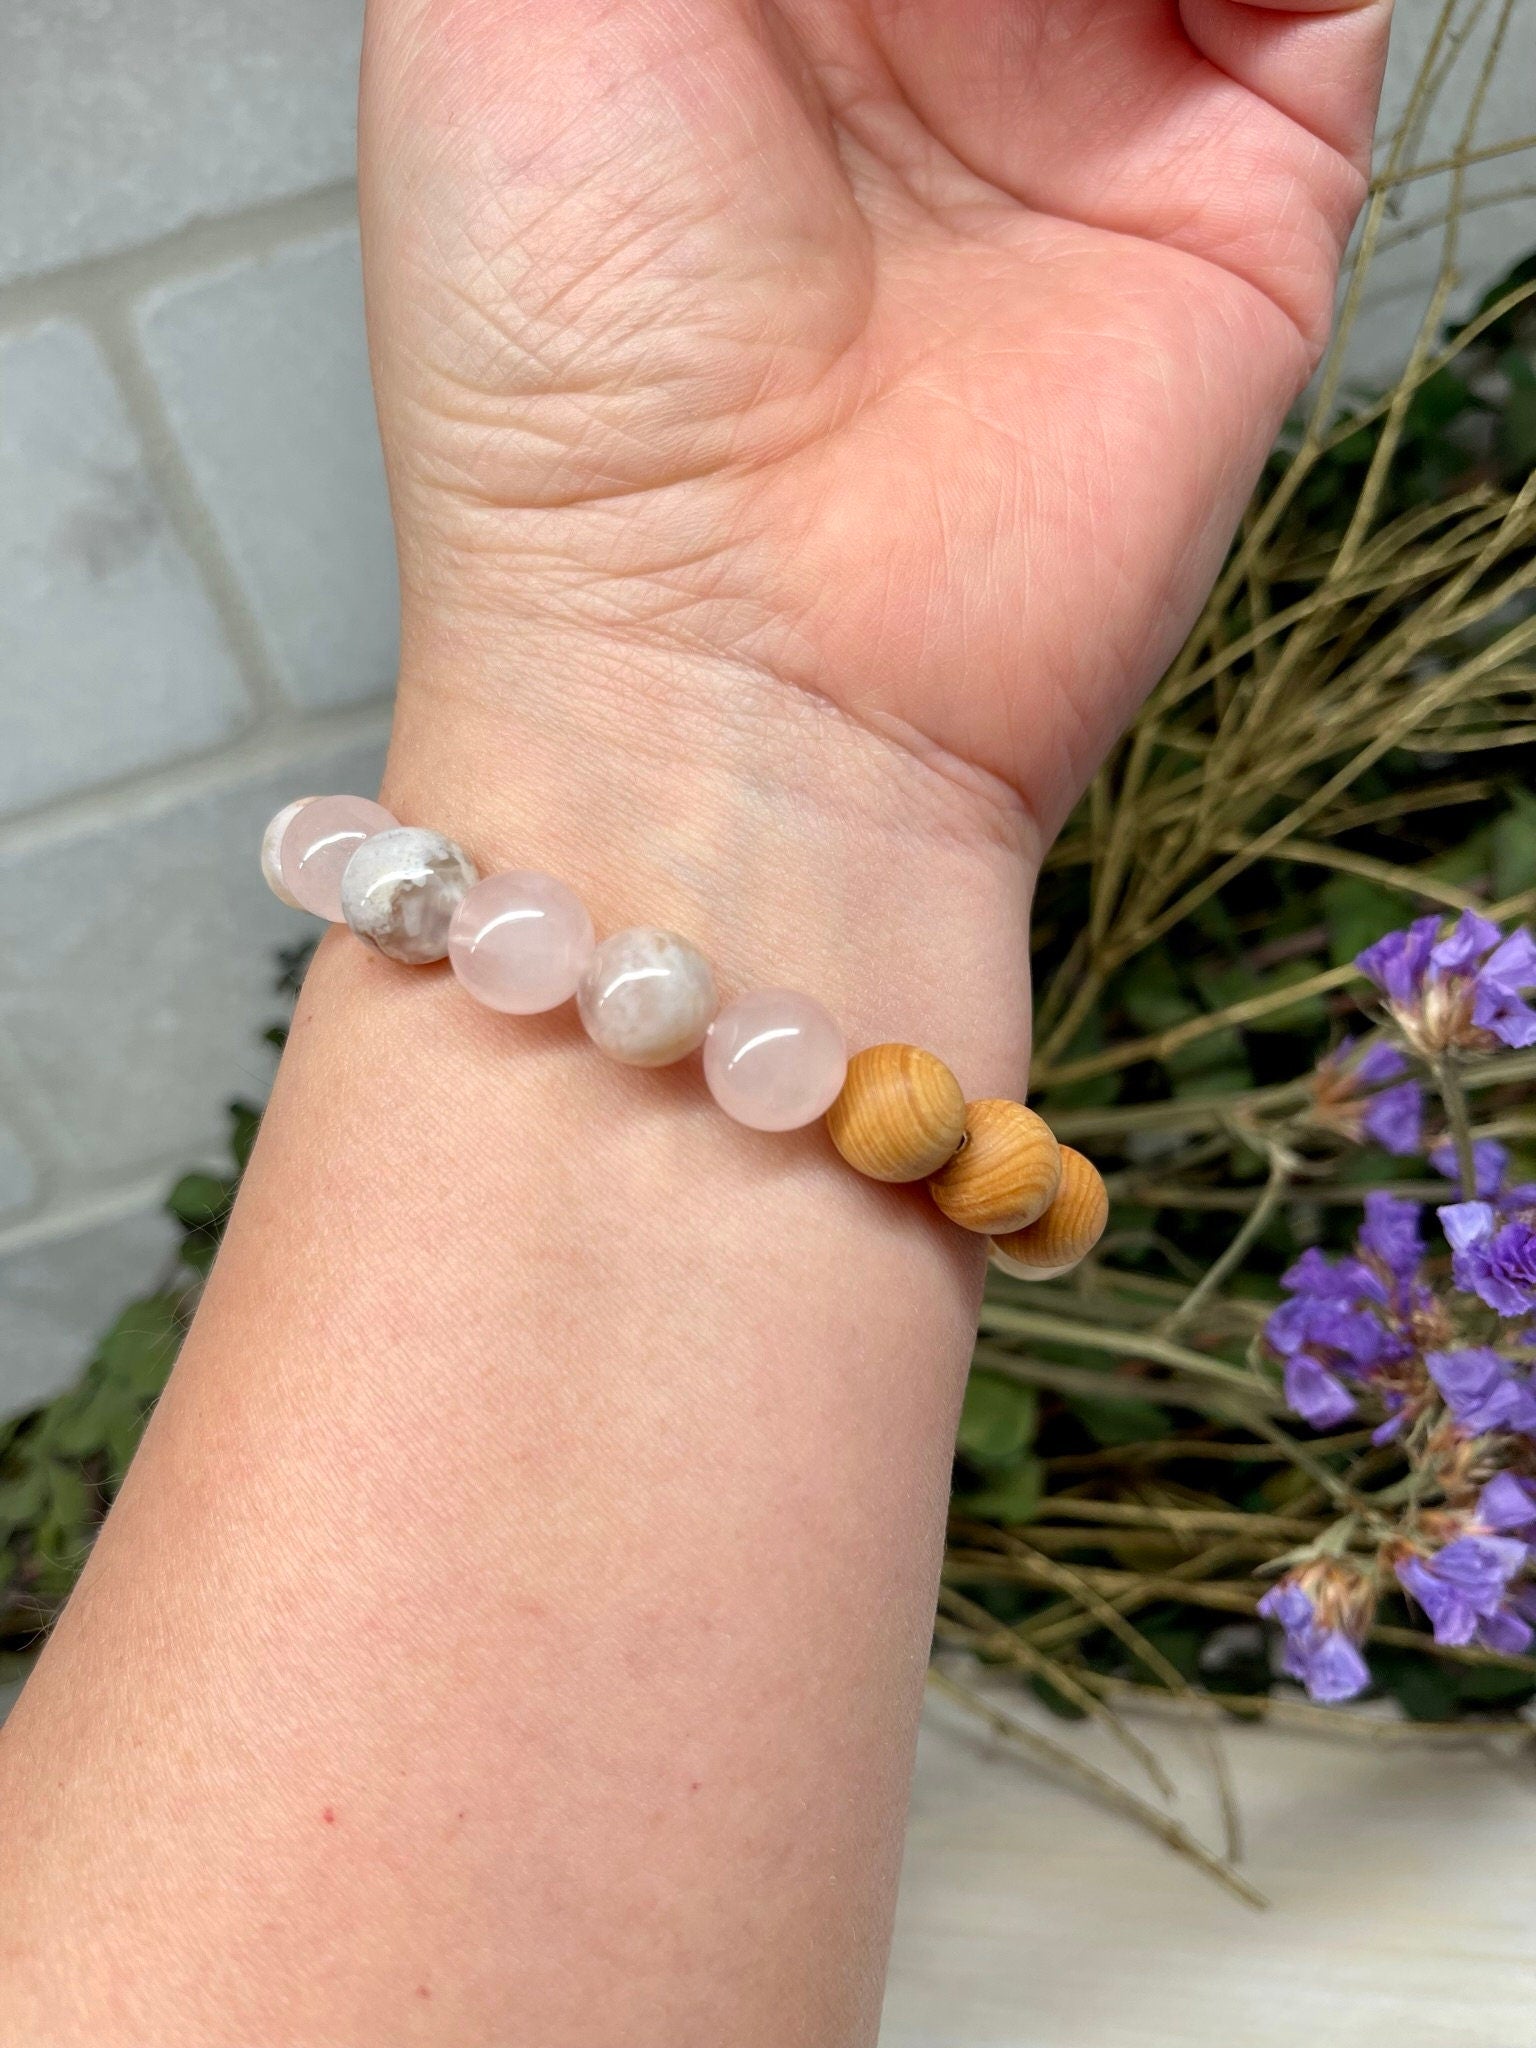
[
  {"xmin": 0, "ymin": 181, "xmax": 360, "ymax": 328},
  {"xmin": 0, "ymin": 702, "xmax": 393, "ymax": 858},
  {"xmin": 90, "ymin": 294, "xmax": 295, "ymax": 725},
  {"xmin": 0, "ymin": 1165, "xmax": 205, "ymax": 1261}
]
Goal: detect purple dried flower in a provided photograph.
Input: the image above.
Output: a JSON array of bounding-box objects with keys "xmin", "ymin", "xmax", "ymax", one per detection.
[
  {"xmin": 1395, "ymin": 1534, "xmax": 1529, "ymax": 1649},
  {"xmin": 1279, "ymin": 1246, "xmax": 1387, "ymax": 1305},
  {"xmin": 1430, "ymin": 1137, "xmax": 1509, "ymax": 1199},
  {"xmin": 1311, "ymin": 1038, "xmax": 1424, "ymax": 1154},
  {"xmin": 1266, "ymin": 1200, "xmax": 1439, "ymax": 1429},
  {"xmin": 1283, "ymin": 1354, "xmax": 1356, "ymax": 1428},
  {"xmin": 1471, "ymin": 929, "xmax": 1536, "ymax": 1048},
  {"xmin": 1257, "ymin": 1575, "xmax": 1371, "ymax": 1703},
  {"xmin": 1425, "ymin": 1347, "xmax": 1536, "ymax": 1435},
  {"xmin": 1431, "ymin": 911, "xmax": 1505, "ymax": 974},
  {"xmin": 1361, "ymin": 1082, "xmax": 1424, "ymax": 1155},
  {"xmin": 1358, "ymin": 1191, "xmax": 1423, "ymax": 1282},
  {"xmin": 1478, "ymin": 1471, "xmax": 1536, "ymax": 1537},
  {"xmin": 1357, "ymin": 912, "xmax": 1536, "ymax": 1054},
  {"xmin": 1474, "ymin": 1605, "xmax": 1534, "ymax": 1656},
  {"xmin": 1440, "ymin": 1201, "xmax": 1536, "ymax": 1315},
  {"xmin": 1268, "ymin": 1294, "xmax": 1386, "ymax": 1370},
  {"xmin": 1357, "ymin": 916, "xmax": 1441, "ymax": 1008}
]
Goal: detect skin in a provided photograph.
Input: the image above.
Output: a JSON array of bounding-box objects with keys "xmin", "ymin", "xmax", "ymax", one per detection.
[{"xmin": 0, "ymin": 5, "xmax": 1390, "ymax": 2043}]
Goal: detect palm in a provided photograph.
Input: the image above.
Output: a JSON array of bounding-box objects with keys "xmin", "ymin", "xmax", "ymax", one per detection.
[{"xmin": 362, "ymin": 0, "xmax": 1387, "ymax": 834}]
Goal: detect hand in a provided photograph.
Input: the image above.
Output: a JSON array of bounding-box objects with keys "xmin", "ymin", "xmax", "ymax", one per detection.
[{"xmin": 361, "ymin": 0, "xmax": 1388, "ymax": 844}]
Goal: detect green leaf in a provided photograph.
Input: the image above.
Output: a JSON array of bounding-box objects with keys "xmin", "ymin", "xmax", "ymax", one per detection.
[
  {"xmin": 1373, "ymin": 1650, "xmax": 1459, "ymax": 1723},
  {"xmin": 956, "ymin": 1374, "xmax": 1038, "ymax": 1465},
  {"xmin": 1135, "ymin": 1619, "xmax": 1206, "ymax": 1683},
  {"xmin": 1067, "ymin": 1393, "xmax": 1173, "ymax": 1446},
  {"xmin": 1454, "ymin": 1660, "xmax": 1536, "ymax": 1707},
  {"xmin": 95, "ymin": 1295, "xmax": 182, "ymax": 1391},
  {"xmin": 1247, "ymin": 959, "xmax": 1330, "ymax": 1034},
  {"xmin": 1492, "ymin": 789, "xmax": 1536, "ymax": 900},
  {"xmin": 954, "ymin": 1455, "xmax": 1044, "ymax": 1526},
  {"xmin": 0, "ymin": 1464, "xmax": 48, "ymax": 1531},
  {"xmin": 1497, "ymin": 348, "xmax": 1536, "ymax": 476},
  {"xmin": 1119, "ymin": 949, "xmax": 1196, "ymax": 1034},
  {"xmin": 43, "ymin": 1461, "xmax": 91, "ymax": 1532},
  {"xmin": 167, "ymin": 1173, "xmax": 233, "ymax": 1227},
  {"xmin": 1322, "ymin": 874, "xmax": 1408, "ymax": 968},
  {"xmin": 228, "ymin": 1100, "xmax": 263, "ymax": 1171}
]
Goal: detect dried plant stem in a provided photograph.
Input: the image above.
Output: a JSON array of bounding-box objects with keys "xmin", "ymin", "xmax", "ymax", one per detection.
[
  {"xmin": 1020, "ymin": 1502, "xmax": 1323, "ymax": 1539},
  {"xmin": 976, "ymin": 1305, "xmax": 1274, "ymax": 1402},
  {"xmin": 1084, "ymin": 1674, "xmax": 1536, "ymax": 1747},
  {"xmin": 1433, "ymin": 1053, "xmax": 1481, "ymax": 1198},
  {"xmin": 950, "ymin": 1529, "xmax": 1245, "ymax": 1858},
  {"xmin": 1162, "ymin": 1148, "xmax": 1292, "ymax": 1340},
  {"xmin": 1218, "ymin": 835, "xmax": 1487, "ymax": 911},
  {"xmin": 935, "ymin": 1592, "xmax": 1176, "ymax": 1797},
  {"xmin": 946, "ymin": 1559, "xmax": 1536, "ymax": 1675},
  {"xmin": 1372, "ymin": 127, "xmax": 1536, "ymax": 187},
  {"xmin": 924, "ymin": 1664, "xmax": 1268, "ymax": 1909}
]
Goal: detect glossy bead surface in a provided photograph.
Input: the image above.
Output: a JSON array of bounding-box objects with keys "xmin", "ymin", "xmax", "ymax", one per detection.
[
  {"xmin": 989, "ymin": 1147, "xmax": 1109, "ymax": 1278},
  {"xmin": 578, "ymin": 927, "xmax": 717, "ymax": 1067},
  {"xmin": 260, "ymin": 797, "xmax": 320, "ymax": 909},
  {"xmin": 449, "ymin": 870, "xmax": 595, "ymax": 1014},
  {"xmin": 277, "ymin": 794, "xmax": 397, "ymax": 921},
  {"xmin": 927, "ymin": 1098, "xmax": 1061, "ymax": 1235},
  {"xmin": 704, "ymin": 989, "xmax": 847, "ymax": 1132},
  {"xmin": 825, "ymin": 1042, "xmax": 966, "ymax": 1182},
  {"xmin": 339, "ymin": 826, "xmax": 478, "ymax": 965}
]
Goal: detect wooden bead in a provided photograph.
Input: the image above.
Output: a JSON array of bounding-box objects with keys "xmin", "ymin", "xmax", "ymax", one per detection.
[
  {"xmin": 989, "ymin": 1147, "xmax": 1108, "ymax": 1278},
  {"xmin": 825, "ymin": 1042, "xmax": 967, "ymax": 1183},
  {"xmin": 927, "ymin": 1099, "xmax": 1061, "ymax": 1235}
]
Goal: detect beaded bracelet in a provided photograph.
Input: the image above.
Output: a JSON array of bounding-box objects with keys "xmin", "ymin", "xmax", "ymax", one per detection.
[{"xmin": 260, "ymin": 796, "xmax": 1109, "ymax": 1277}]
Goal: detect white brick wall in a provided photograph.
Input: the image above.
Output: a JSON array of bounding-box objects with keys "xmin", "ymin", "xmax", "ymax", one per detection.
[
  {"xmin": 0, "ymin": 1, "xmax": 388, "ymax": 1410},
  {"xmin": 0, "ymin": 0, "xmax": 1531, "ymax": 1415}
]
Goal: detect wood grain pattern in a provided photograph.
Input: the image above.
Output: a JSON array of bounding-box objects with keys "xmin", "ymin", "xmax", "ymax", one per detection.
[
  {"xmin": 988, "ymin": 1146, "xmax": 1108, "ymax": 1277},
  {"xmin": 927, "ymin": 1099, "xmax": 1061, "ymax": 1235},
  {"xmin": 825, "ymin": 1042, "xmax": 967, "ymax": 1182}
]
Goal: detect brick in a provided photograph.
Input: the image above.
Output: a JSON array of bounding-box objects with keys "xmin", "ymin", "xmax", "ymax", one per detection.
[
  {"xmin": 0, "ymin": 737, "xmax": 386, "ymax": 1183},
  {"xmin": 138, "ymin": 231, "xmax": 400, "ymax": 711},
  {"xmin": 0, "ymin": 1120, "xmax": 38, "ymax": 1221},
  {"xmin": 0, "ymin": 319, "xmax": 250, "ymax": 817},
  {"xmin": 0, "ymin": 0, "xmax": 363, "ymax": 286},
  {"xmin": 0, "ymin": 1201, "xmax": 179, "ymax": 1415}
]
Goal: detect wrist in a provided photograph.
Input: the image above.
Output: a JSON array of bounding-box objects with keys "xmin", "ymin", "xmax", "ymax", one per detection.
[{"xmin": 381, "ymin": 611, "xmax": 1039, "ymax": 1094}]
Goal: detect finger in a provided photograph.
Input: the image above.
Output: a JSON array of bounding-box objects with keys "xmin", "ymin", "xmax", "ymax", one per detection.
[
  {"xmin": 857, "ymin": 0, "xmax": 1369, "ymax": 341},
  {"xmin": 1179, "ymin": 0, "xmax": 1393, "ymax": 173}
]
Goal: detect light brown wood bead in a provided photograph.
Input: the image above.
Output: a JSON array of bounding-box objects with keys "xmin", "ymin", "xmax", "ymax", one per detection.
[
  {"xmin": 927, "ymin": 1099, "xmax": 1061, "ymax": 1235},
  {"xmin": 988, "ymin": 1147, "xmax": 1109, "ymax": 1278},
  {"xmin": 825, "ymin": 1042, "xmax": 968, "ymax": 1183}
]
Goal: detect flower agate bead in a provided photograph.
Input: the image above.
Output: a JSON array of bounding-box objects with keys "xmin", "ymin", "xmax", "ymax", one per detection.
[
  {"xmin": 578, "ymin": 927, "xmax": 717, "ymax": 1067},
  {"xmin": 704, "ymin": 989, "xmax": 847, "ymax": 1132},
  {"xmin": 927, "ymin": 1099, "xmax": 1061, "ymax": 1235},
  {"xmin": 448, "ymin": 870, "xmax": 595, "ymax": 1014},
  {"xmin": 339, "ymin": 827, "xmax": 479, "ymax": 965},
  {"xmin": 274, "ymin": 794, "xmax": 397, "ymax": 920},
  {"xmin": 989, "ymin": 1147, "xmax": 1108, "ymax": 1279},
  {"xmin": 260, "ymin": 798, "xmax": 321, "ymax": 909},
  {"xmin": 825, "ymin": 1043, "xmax": 966, "ymax": 1182}
]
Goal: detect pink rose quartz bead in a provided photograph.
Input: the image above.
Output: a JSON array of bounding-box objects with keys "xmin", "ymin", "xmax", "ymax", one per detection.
[
  {"xmin": 703, "ymin": 988, "xmax": 848, "ymax": 1132},
  {"xmin": 448, "ymin": 870, "xmax": 596, "ymax": 1014},
  {"xmin": 275, "ymin": 795, "xmax": 397, "ymax": 921}
]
